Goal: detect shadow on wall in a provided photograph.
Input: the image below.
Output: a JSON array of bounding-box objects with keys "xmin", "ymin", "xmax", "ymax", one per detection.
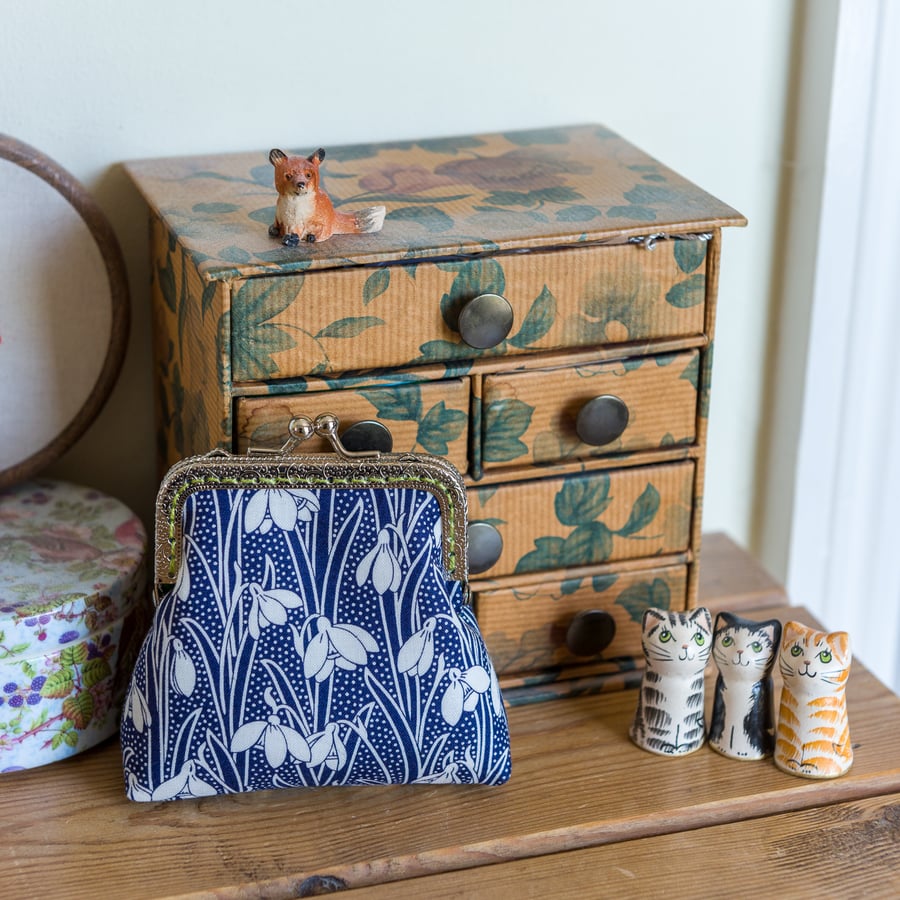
[{"xmin": 45, "ymin": 163, "xmax": 158, "ymax": 531}]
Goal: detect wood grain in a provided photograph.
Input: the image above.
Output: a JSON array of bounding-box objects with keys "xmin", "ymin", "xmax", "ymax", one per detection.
[
  {"xmin": 1, "ymin": 539, "xmax": 897, "ymax": 899},
  {"xmin": 345, "ymin": 793, "xmax": 900, "ymax": 899},
  {"xmin": 698, "ymin": 531, "xmax": 786, "ymax": 610}
]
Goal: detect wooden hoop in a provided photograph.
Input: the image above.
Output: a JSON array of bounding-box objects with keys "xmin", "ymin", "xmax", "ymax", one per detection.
[{"xmin": 0, "ymin": 135, "xmax": 130, "ymax": 489}]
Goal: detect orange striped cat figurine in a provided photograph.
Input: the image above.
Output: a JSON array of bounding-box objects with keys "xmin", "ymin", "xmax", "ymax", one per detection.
[{"xmin": 774, "ymin": 621, "xmax": 853, "ymax": 779}]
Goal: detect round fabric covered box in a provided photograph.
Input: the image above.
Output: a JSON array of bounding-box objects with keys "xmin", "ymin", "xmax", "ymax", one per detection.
[{"xmin": 0, "ymin": 480, "xmax": 148, "ymax": 772}]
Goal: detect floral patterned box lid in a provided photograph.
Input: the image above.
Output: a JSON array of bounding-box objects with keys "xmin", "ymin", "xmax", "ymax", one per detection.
[
  {"xmin": 125, "ymin": 124, "xmax": 746, "ymax": 282},
  {"xmin": 0, "ymin": 480, "xmax": 146, "ymax": 658},
  {"xmin": 0, "ymin": 480, "xmax": 148, "ymax": 771}
]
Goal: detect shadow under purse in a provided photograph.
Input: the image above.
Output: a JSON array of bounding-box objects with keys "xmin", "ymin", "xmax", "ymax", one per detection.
[{"xmin": 121, "ymin": 415, "xmax": 511, "ymax": 800}]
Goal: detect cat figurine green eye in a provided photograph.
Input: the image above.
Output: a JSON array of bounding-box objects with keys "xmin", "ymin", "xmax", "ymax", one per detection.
[
  {"xmin": 630, "ymin": 607, "xmax": 712, "ymax": 756},
  {"xmin": 708, "ymin": 612, "xmax": 781, "ymax": 760},
  {"xmin": 774, "ymin": 620, "xmax": 853, "ymax": 779}
]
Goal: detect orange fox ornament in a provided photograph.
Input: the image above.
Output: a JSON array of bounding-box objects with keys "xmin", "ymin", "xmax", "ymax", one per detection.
[{"xmin": 268, "ymin": 147, "xmax": 385, "ymax": 246}]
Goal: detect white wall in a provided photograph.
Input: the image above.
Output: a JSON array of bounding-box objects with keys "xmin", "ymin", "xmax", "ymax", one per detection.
[
  {"xmin": 784, "ymin": 0, "xmax": 900, "ymax": 692},
  {"xmin": 756, "ymin": 0, "xmax": 839, "ymax": 582},
  {"xmin": 1, "ymin": 0, "xmax": 796, "ymax": 557}
]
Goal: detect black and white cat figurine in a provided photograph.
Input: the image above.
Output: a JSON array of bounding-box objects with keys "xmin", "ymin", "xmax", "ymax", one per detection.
[
  {"xmin": 630, "ymin": 607, "xmax": 713, "ymax": 756},
  {"xmin": 708, "ymin": 612, "xmax": 782, "ymax": 760}
]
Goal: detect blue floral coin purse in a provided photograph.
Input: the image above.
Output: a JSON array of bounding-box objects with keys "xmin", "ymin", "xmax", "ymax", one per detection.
[{"xmin": 121, "ymin": 415, "xmax": 511, "ymax": 800}]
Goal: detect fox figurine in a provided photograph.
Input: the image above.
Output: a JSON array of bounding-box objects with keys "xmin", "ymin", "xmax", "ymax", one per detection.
[{"xmin": 268, "ymin": 147, "xmax": 385, "ymax": 245}]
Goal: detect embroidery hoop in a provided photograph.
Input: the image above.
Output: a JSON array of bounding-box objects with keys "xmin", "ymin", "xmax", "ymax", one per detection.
[{"xmin": 0, "ymin": 135, "xmax": 130, "ymax": 488}]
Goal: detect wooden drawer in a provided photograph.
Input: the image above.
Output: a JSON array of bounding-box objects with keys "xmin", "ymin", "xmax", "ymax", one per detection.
[
  {"xmin": 468, "ymin": 461, "xmax": 694, "ymax": 578},
  {"xmin": 481, "ymin": 349, "xmax": 699, "ymax": 468},
  {"xmin": 476, "ymin": 563, "xmax": 689, "ymax": 675},
  {"xmin": 234, "ymin": 378, "xmax": 470, "ymax": 469},
  {"xmin": 229, "ymin": 241, "xmax": 708, "ymax": 383}
]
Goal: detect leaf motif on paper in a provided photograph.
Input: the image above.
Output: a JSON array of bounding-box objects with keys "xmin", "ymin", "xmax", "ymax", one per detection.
[
  {"xmin": 616, "ymin": 484, "xmax": 661, "ymax": 537},
  {"xmin": 231, "ymin": 280, "xmax": 299, "ymax": 380},
  {"xmin": 666, "ymin": 274, "xmax": 706, "ymax": 308},
  {"xmin": 508, "ymin": 286, "xmax": 557, "ymax": 349},
  {"xmin": 554, "ymin": 473, "xmax": 612, "ymax": 526},
  {"xmin": 417, "ymin": 402, "xmax": 467, "ymax": 455},
  {"xmin": 315, "ymin": 316, "xmax": 385, "ymax": 340},
  {"xmin": 362, "ymin": 268, "xmax": 391, "ymax": 305},
  {"xmin": 674, "ymin": 240, "xmax": 707, "ymax": 274},
  {"xmin": 359, "ymin": 384, "xmax": 422, "ymax": 421},
  {"xmin": 616, "ymin": 578, "xmax": 672, "ymax": 624},
  {"xmin": 438, "ymin": 259, "xmax": 507, "ymax": 332},
  {"xmin": 561, "ymin": 521, "xmax": 614, "ymax": 566},
  {"xmin": 385, "ymin": 205, "xmax": 454, "ymax": 233},
  {"xmin": 483, "ymin": 399, "xmax": 533, "ymax": 463}
]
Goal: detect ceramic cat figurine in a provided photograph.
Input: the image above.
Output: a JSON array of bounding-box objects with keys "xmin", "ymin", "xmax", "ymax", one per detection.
[
  {"xmin": 774, "ymin": 621, "xmax": 853, "ymax": 779},
  {"xmin": 708, "ymin": 612, "xmax": 781, "ymax": 760},
  {"xmin": 630, "ymin": 606, "xmax": 712, "ymax": 756}
]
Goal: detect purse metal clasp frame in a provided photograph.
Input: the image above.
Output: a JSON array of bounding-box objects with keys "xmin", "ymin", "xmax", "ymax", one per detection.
[{"xmin": 250, "ymin": 413, "xmax": 381, "ymax": 459}]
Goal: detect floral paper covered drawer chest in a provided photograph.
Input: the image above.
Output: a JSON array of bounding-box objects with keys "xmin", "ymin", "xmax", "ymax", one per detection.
[{"xmin": 126, "ymin": 125, "xmax": 744, "ymax": 701}]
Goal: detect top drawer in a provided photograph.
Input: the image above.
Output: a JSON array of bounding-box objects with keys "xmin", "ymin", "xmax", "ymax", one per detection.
[{"xmin": 230, "ymin": 240, "xmax": 709, "ymax": 383}]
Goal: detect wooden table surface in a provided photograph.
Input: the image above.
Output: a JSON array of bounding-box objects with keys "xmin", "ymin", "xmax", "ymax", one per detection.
[
  {"xmin": 2, "ymin": 534, "xmax": 899, "ymax": 899},
  {"xmin": 347, "ymin": 792, "xmax": 900, "ymax": 899}
]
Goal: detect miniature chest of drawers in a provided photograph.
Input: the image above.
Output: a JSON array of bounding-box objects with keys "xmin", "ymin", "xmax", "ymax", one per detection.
[{"xmin": 127, "ymin": 125, "xmax": 744, "ymax": 701}]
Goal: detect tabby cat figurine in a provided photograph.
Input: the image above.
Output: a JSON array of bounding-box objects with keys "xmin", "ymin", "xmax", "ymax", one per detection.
[
  {"xmin": 708, "ymin": 613, "xmax": 781, "ymax": 760},
  {"xmin": 630, "ymin": 607, "xmax": 712, "ymax": 756},
  {"xmin": 774, "ymin": 620, "xmax": 853, "ymax": 779}
]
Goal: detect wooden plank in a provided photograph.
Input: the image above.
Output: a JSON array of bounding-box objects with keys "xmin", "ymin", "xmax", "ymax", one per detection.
[
  {"xmin": 1, "ymin": 598, "xmax": 897, "ymax": 899},
  {"xmin": 345, "ymin": 793, "xmax": 900, "ymax": 898}
]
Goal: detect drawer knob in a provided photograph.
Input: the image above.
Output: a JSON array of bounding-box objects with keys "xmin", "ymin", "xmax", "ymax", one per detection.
[
  {"xmin": 575, "ymin": 395, "xmax": 629, "ymax": 447},
  {"xmin": 340, "ymin": 420, "xmax": 394, "ymax": 454},
  {"xmin": 468, "ymin": 521, "xmax": 503, "ymax": 574},
  {"xmin": 566, "ymin": 609, "xmax": 616, "ymax": 657},
  {"xmin": 458, "ymin": 293, "xmax": 514, "ymax": 349}
]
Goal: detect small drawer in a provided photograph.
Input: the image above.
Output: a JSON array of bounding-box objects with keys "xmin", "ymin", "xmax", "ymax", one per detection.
[
  {"xmin": 467, "ymin": 461, "xmax": 694, "ymax": 578},
  {"xmin": 481, "ymin": 349, "xmax": 699, "ymax": 468},
  {"xmin": 229, "ymin": 241, "xmax": 707, "ymax": 382},
  {"xmin": 234, "ymin": 378, "xmax": 470, "ymax": 470},
  {"xmin": 475, "ymin": 563, "xmax": 689, "ymax": 675}
]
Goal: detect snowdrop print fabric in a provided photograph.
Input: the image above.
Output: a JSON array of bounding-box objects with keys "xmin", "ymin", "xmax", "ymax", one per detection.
[{"xmin": 121, "ymin": 484, "xmax": 511, "ymax": 800}]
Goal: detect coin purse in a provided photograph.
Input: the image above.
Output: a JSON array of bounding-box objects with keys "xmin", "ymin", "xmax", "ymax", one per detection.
[{"xmin": 121, "ymin": 415, "xmax": 511, "ymax": 800}]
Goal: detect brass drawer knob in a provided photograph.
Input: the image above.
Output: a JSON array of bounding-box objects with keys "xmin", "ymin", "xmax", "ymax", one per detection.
[
  {"xmin": 468, "ymin": 521, "xmax": 503, "ymax": 574},
  {"xmin": 575, "ymin": 395, "xmax": 629, "ymax": 447},
  {"xmin": 458, "ymin": 293, "xmax": 514, "ymax": 349},
  {"xmin": 340, "ymin": 420, "xmax": 394, "ymax": 453},
  {"xmin": 565, "ymin": 609, "xmax": 616, "ymax": 657}
]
